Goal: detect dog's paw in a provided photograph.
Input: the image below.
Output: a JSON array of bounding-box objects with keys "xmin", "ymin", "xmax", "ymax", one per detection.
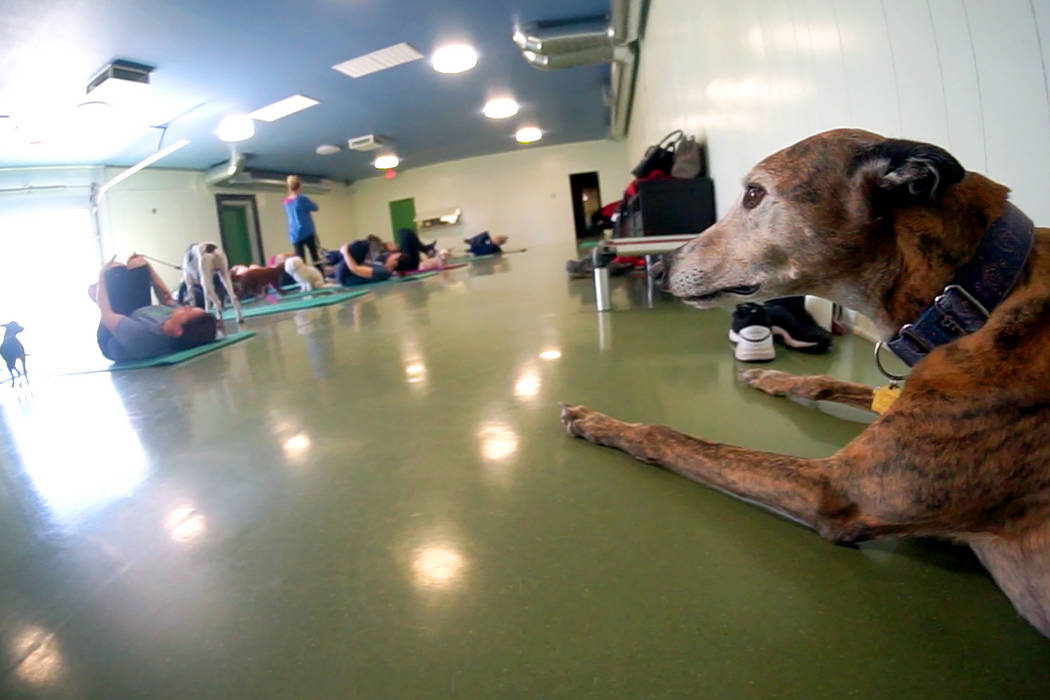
[
  {"xmin": 558, "ymin": 402, "xmax": 619, "ymax": 445},
  {"xmin": 559, "ymin": 402, "xmax": 590, "ymax": 437},
  {"xmin": 740, "ymin": 368, "xmax": 794, "ymax": 396}
]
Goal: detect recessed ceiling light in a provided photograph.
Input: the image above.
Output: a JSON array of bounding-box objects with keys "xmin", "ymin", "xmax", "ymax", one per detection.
[
  {"xmin": 516, "ymin": 126, "xmax": 542, "ymax": 143},
  {"xmin": 431, "ymin": 44, "xmax": 478, "ymax": 73},
  {"xmin": 333, "ymin": 43, "xmax": 424, "ymax": 78},
  {"xmin": 483, "ymin": 97, "xmax": 519, "ymax": 119},
  {"xmin": 249, "ymin": 94, "xmax": 319, "ymax": 122},
  {"xmin": 216, "ymin": 114, "xmax": 254, "ymax": 142},
  {"xmin": 315, "ymin": 144, "xmax": 341, "ymax": 155},
  {"xmin": 374, "ymin": 154, "xmax": 400, "ymax": 169}
]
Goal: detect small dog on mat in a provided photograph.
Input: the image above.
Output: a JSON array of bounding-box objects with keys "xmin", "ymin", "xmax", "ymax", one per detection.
[
  {"xmin": 284, "ymin": 256, "xmax": 325, "ymax": 292},
  {"xmin": 233, "ymin": 266, "xmax": 289, "ymax": 299},
  {"xmin": 1, "ymin": 321, "xmax": 27, "ymax": 386}
]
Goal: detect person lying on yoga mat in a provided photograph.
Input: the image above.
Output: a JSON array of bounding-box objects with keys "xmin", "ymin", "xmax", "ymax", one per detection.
[
  {"xmin": 464, "ymin": 231, "xmax": 507, "ymax": 256},
  {"xmin": 90, "ymin": 255, "xmax": 219, "ymax": 362},
  {"xmin": 325, "ymin": 240, "xmax": 402, "ymax": 286},
  {"xmin": 388, "ymin": 229, "xmax": 442, "ymax": 272}
]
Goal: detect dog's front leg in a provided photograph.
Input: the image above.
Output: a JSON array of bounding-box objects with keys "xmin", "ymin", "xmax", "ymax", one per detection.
[
  {"xmin": 741, "ymin": 369, "xmax": 875, "ymax": 411},
  {"xmin": 559, "ymin": 403, "xmax": 866, "ymax": 538}
]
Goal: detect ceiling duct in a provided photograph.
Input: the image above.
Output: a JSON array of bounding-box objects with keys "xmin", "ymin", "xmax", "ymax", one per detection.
[
  {"xmin": 204, "ymin": 155, "xmax": 337, "ymax": 192},
  {"xmin": 514, "ymin": 0, "xmax": 644, "ymax": 139},
  {"xmin": 203, "ymin": 153, "xmax": 245, "ymax": 186}
]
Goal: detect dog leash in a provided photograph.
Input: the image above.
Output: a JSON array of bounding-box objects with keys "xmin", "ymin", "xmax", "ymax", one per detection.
[{"xmin": 135, "ymin": 253, "xmax": 183, "ymax": 271}]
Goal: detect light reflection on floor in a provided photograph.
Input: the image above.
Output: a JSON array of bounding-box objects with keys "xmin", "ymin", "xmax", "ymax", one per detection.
[{"xmin": 1, "ymin": 375, "xmax": 147, "ymax": 526}]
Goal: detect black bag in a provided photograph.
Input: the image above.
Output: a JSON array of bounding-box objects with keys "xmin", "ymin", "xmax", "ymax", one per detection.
[{"xmin": 630, "ymin": 129, "xmax": 683, "ymax": 178}]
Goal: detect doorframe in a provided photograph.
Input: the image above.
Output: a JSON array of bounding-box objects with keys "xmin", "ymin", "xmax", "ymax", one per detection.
[
  {"xmin": 215, "ymin": 194, "xmax": 264, "ymax": 264},
  {"xmin": 568, "ymin": 171, "xmax": 602, "ymax": 239}
]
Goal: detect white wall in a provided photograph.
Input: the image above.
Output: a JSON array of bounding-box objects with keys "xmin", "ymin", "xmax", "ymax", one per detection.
[
  {"xmin": 98, "ymin": 169, "xmax": 357, "ymax": 287},
  {"xmin": 629, "ymin": 0, "xmax": 1050, "ymax": 224},
  {"xmin": 348, "ymin": 139, "xmax": 628, "ymax": 255}
]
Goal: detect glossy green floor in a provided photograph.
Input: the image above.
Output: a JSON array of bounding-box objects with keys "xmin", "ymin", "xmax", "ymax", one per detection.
[{"xmin": 1, "ymin": 249, "xmax": 1048, "ymax": 698}]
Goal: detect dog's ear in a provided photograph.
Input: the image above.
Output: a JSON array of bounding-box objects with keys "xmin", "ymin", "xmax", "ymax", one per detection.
[{"xmin": 850, "ymin": 139, "xmax": 965, "ymax": 204}]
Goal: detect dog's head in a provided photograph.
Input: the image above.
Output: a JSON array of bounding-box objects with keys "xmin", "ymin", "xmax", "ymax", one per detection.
[
  {"xmin": 2, "ymin": 321, "xmax": 24, "ymax": 337},
  {"xmin": 660, "ymin": 128, "xmax": 967, "ymax": 309}
]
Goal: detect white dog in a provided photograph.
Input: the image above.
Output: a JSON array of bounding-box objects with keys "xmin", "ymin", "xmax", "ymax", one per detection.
[
  {"xmin": 179, "ymin": 242, "xmax": 242, "ymax": 326},
  {"xmin": 284, "ymin": 256, "xmax": 325, "ymax": 292}
]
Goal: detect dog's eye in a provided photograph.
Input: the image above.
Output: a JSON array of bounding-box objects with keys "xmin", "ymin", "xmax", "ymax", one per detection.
[{"xmin": 743, "ymin": 184, "xmax": 766, "ymax": 209}]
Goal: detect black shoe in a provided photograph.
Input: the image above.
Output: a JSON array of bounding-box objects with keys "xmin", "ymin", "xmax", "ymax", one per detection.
[
  {"xmin": 729, "ymin": 303, "xmax": 775, "ymax": 362},
  {"xmin": 763, "ymin": 297, "xmax": 832, "ymax": 353},
  {"xmin": 565, "ymin": 257, "xmax": 595, "ymax": 278}
]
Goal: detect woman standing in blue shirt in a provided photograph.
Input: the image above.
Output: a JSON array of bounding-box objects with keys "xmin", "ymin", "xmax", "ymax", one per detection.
[{"xmin": 283, "ymin": 175, "xmax": 321, "ymax": 264}]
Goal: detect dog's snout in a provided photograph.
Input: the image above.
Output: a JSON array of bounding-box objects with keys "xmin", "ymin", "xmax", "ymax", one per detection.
[{"xmin": 648, "ymin": 254, "xmax": 671, "ymax": 291}]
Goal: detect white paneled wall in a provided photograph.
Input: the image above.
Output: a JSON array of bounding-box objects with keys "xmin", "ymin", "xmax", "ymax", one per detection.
[{"xmin": 629, "ymin": 0, "xmax": 1050, "ymax": 223}]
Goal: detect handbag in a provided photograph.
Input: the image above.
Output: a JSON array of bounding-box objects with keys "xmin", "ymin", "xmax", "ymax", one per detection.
[
  {"xmin": 671, "ymin": 135, "xmax": 703, "ymax": 178},
  {"xmin": 630, "ymin": 129, "xmax": 683, "ymax": 178}
]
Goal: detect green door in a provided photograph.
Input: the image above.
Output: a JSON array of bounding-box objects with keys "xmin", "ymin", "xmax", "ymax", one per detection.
[
  {"xmin": 220, "ymin": 204, "xmax": 253, "ymax": 266},
  {"xmin": 388, "ymin": 198, "xmax": 416, "ymax": 245}
]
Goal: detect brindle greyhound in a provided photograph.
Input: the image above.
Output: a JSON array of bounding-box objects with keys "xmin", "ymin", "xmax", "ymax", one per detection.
[{"xmin": 560, "ymin": 128, "xmax": 1050, "ymax": 638}]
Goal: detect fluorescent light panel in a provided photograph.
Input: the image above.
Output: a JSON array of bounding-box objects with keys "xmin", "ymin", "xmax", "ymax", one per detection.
[
  {"xmin": 333, "ymin": 43, "xmax": 424, "ymax": 78},
  {"xmin": 97, "ymin": 138, "xmax": 190, "ymax": 200},
  {"xmin": 249, "ymin": 94, "xmax": 319, "ymax": 122}
]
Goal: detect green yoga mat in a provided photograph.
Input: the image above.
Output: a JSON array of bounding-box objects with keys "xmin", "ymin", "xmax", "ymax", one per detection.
[
  {"xmin": 105, "ymin": 331, "xmax": 256, "ymax": 371},
  {"xmin": 234, "ymin": 272, "xmax": 438, "ymax": 309},
  {"xmin": 223, "ymin": 289, "xmax": 370, "ymax": 320}
]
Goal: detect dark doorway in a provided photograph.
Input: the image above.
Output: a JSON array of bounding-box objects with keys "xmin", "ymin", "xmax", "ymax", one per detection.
[
  {"xmin": 569, "ymin": 171, "xmax": 602, "ymax": 240},
  {"xmin": 215, "ymin": 194, "xmax": 264, "ymax": 265}
]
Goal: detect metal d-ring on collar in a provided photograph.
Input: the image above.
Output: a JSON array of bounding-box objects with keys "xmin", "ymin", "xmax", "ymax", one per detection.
[
  {"xmin": 873, "ymin": 201, "xmax": 1034, "ymax": 381},
  {"xmin": 874, "ymin": 341, "xmax": 909, "ymax": 382}
]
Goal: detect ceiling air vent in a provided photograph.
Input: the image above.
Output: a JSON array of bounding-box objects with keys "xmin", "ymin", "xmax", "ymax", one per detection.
[
  {"xmin": 332, "ymin": 43, "xmax": 423, "ymax": 78},
  {"xmin": 86, "ymin": 59, "xmax": 153, "ymax": 95},
  {"xmin": 348, "ymin": 134, "xmax": 385, "ymax": 151}
]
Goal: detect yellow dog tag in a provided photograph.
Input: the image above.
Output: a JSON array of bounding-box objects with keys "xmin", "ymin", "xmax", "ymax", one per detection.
[{"xmin": 871, "ymin": 385, "xmax": 902, "ymax": 414}]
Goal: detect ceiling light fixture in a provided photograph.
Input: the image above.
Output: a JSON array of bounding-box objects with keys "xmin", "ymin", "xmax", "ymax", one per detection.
[
  {"xmin": 431, "ymin": 44, "xmax": 478, "ymax": 73},
  {"xmin": 249, "ymin": 94, "xmax": 319, "ymax": 122},
  {"xmin": 315, "ymin": 144, "xmax": 341, "ymax": 155},
  {"xmin": 483, "ymin": 97, "xmax": 519, "ymax": 119},
  {"xmin": 516, "ymin": 126, "xmax": 542, "ymax": 143},
  {"xmin": 333, "ymin": 42, "xmax": 424, "ymax": 78},
  {"xmin": 374, "ymin": 154, "xmax": 400, "ymax": 169},
  {"xmin": 96, "ymin": 138, "xmax": 190, "ymax": 200},
  {"xmin": 216, "ymin": 114, "xmax": 254, "ymax": 142}
]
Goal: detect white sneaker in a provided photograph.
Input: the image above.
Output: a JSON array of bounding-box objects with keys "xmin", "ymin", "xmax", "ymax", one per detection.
[{"xmin": 729, "ymin": 304, "xmax": 776, "ymax": 362}]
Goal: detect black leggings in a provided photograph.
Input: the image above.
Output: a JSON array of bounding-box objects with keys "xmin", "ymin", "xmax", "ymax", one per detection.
[
  {"xmin": 104, "ymin": 265, "xmax": 152, "ymax": 314},
  {"xmin": 294, "ymin": 236, "xmax": 320, "ymax": 265},
  {"xmin": 97, "ymin": 265, "xmax": 153, "ymax": 350},
  {"xmin": 396, "ymin": 230, "xmax": 430, "ymax": 272}
]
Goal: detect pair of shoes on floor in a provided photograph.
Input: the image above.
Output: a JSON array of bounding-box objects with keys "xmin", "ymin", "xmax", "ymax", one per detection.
[{"xmin": 729, "ymin": 298, "xmax": 832, "ymax": 362}]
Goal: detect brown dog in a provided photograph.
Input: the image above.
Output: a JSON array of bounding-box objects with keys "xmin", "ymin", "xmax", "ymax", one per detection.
[
  {"xmin": 232, "ymin": 266, "xmax": 288, "ymax": 300},
  {"xmin": 560, "ymin": 128, "xmax": 1050, "ymax": 638}
]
